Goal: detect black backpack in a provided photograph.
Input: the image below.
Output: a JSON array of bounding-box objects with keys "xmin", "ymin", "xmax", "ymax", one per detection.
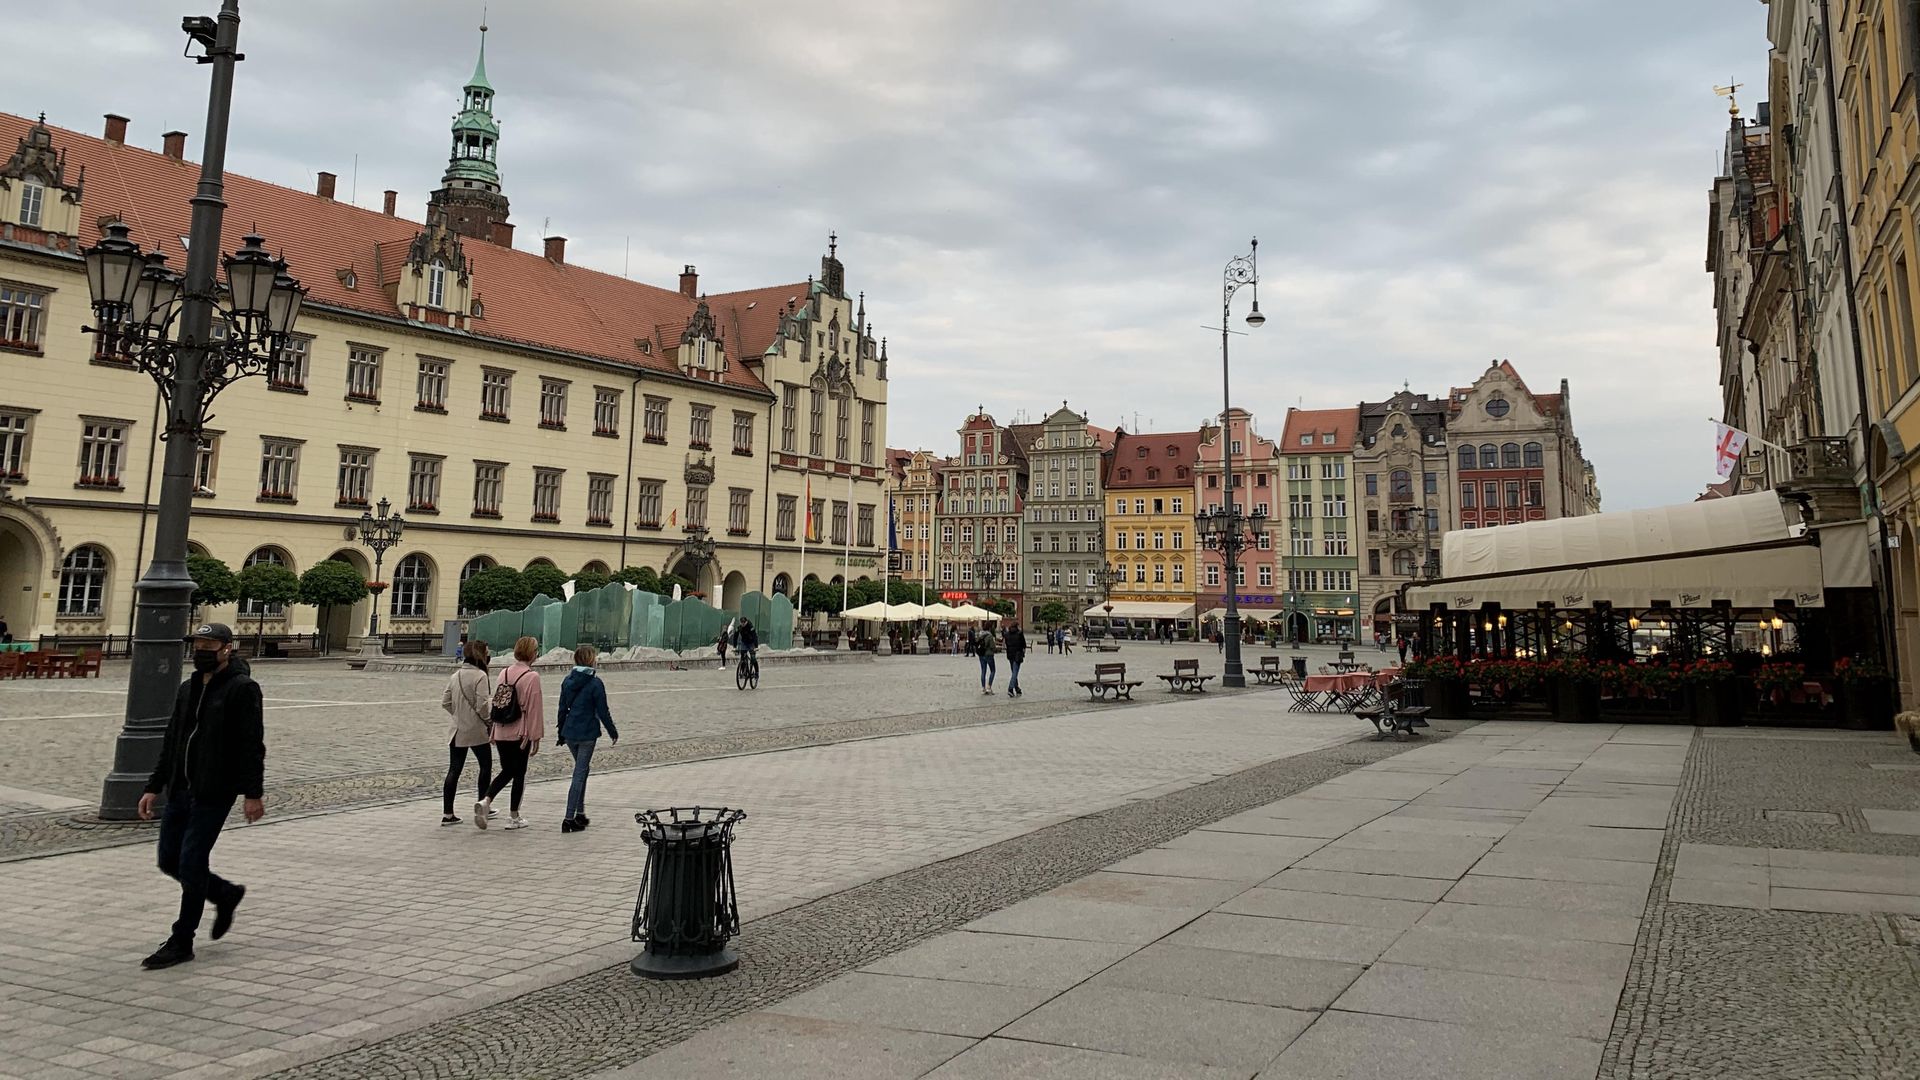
[{"xmin": 488, "ymin": 669, "xmax": 527, "ymax": 725}]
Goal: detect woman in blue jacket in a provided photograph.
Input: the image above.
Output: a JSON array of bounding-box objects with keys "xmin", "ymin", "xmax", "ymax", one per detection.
[{"xmin": 555, "ymin": 645, "xmax": 619, "ymax": 833}]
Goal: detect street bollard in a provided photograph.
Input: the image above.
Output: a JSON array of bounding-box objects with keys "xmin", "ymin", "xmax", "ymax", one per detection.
[{"xmin": 630, "ymin": 806, "xmax": 747, "ymax": 979}]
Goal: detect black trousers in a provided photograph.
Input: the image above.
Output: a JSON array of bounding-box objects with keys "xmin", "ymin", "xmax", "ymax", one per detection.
[
  {"xmin": 444, "ymin": 739, "xmax": 494, "ymax": 814},
  {"xmin": 156, "ymin": 789, "xmax": 242, "ymax": 942},
  {"xmin": 484, "ymin": 740, "xmax": 529, "ymax": 813}
]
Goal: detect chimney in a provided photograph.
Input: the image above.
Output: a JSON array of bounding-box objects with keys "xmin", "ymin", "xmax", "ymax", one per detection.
[
  {"xmin": 679, "ymin": 265, "xmax": 698, "ymax": 298},
  {"xmin": 544, "ymin": 235, "xmax": 567, "ymax": 264},
  {"xmin": 382, "ymin": 190, "xmax": 397, "ymax": 216},
  {"xmin": 491, "ymin": 221, "xmax": 515, "ymax": 247},
  {"xmin": 316, "ymin": 171, "xmax": 336, "ymax": 200},
  {"xmin": 161, "ymin": 131, "xmax": 187, "ymax": 161},
  {"xmin": 103, "ymin": 114, "xmax": 129, "ymax": 144}
]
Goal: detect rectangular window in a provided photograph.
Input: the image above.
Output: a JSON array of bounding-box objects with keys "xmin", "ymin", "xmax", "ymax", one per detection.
[
  {"xmin": 781, "ymin": 386, "xmax": 799, "ymax": 452},
  {"xmin": 1172, "ymin": 563, "xmax": 1185, "ymax": 584},
  {"xmin": 1134, "ymin": 563, "xmax": 1147, "ymax": 583},
  {"xmin": 336, "ymin": 447, "xmax": 373, "ymax": 507},
  {"xmin": 1484, "ymin": 481, "xmax": 1498, "ymax": 507},
  {"xmin": 1505, "ymin": 480, "xmax": 1521, "ymax": 508},
  {"xmin": 733, "ymin": 411, "xmax": 755, "ymax": 455},
  {"xmin": 962, "ymin": 523, "xmax": 976, "ymax": 546},
  {"xmin": 1152, "ymin": 531, "xmax": 1165, "ymax": 550},
  {"xmin": 644, "ymin": 396, "xmax": 669, "ymax": 442},
  {"xmin": 586, "ymin": 473, "xmax": 615, "ymax": 526},
  {"xmin": 809, "ymin": 389, "xmax": 826, "ymax": 456},
  {"xmin": 76, "ymin": 420, "xmax": 127, "ymax": 488},
  {"xmin": 473, "ymin": 461, "xmax": 505, "ymax": 516},
  {"xmin": 1206, "ymin": 563, "xmax": 1220, "ymax": 587},
  {"xmin": 481, "ymin": 368, "xmax": 512, "ymax": 420},
  {"xmin": 1460, "ymin": 482, "xmax": 1475, "ymax": 508},
  {"xmin": 690, "ymin": 404, "xmax": 713, "ymax": 449},
  {"xmin": 0, "ymin": 283, "xmax": 46, "ymax": 349},
  {"xmin": 1527, "ymin": 479, "xmax": 1544, "ymax": 508},
  {"xmin": 532, "ymin": 468, "xmax": 562, "ymax": 521},
  {"xmin": 942, "ymin": 524, "xmax": 954, "ymax": 545},
  {"xmin": 539, "ymin": 379, "xmax": 568, "ymax": 429},
  {"xmin": 1368, "ymin": 549, "xmax": 1381, "ymax": 575},
  {"xmin": 0, "ymin": 411, "xmax": 30, "ymax": 479},
  {"xmin": 777, "ymin": 494, "xmax": 797, "ymax": 540},
  {"xmin": 416, "ymin": 358, "xmax": 448, "ymax": 410},
  {"xmin": 835, "ymin": 396, "xmax": 851, "ymax": 460},
  {"xmin": 18, "ymin": 182, "xmax": 43, "ymax": 228},
  {"xmin": 1114, "ymin": 498, "xmax": 1126, "ymax": 515},
  {"xmin": 725, "ymin": 487, "xmax": 750, "ymax": 534},
  {"xmin": 1426, "ymin": 508, "xmax": 1440, "ymax": 533},
  {"xmin": 271, "ymin": 335, "xmax": 311, "ymax": 391},
  {"xmin": 636, "ymin": 479, "xmax": 663, "ymax": 527},
  {"xmin": 193, "ymin": 435, "xmax": 218, "ymax": 496},
  {"xmin": 1896, "ymin": 256, "xmax": 1919, "ymax": 389},
  {"xmin": 1364, "ymin": 474, "xmax": 1378, "ymax": 496},
  {"xmin": 1134, "ymin": 499, "xmax": 1146, "ymax": 514},
  {"xmin": 828, "ymin": 500, "xmax": 849, "ymax": 545},
  {"xmin": 1172, "ymin": 530, "xmax": 1184, "ymax": 549},
  {"xmin": 1256, "ymin": 532, "xmax": 1271, "ymax": 550},
  {"xmin": 861, "ymin": 402, "xmax": 876, "ymax": 464},
  {"xmin": 1424, "ymin": 471, "xmax": 1437, "ymax": 495},
  {"xmin": 594, "ymin": 387, "xmax": 621, "ymax": 436},
  {"xmin": 407, "ymin": 454, "xmax": 442, "ymax": 512},
  {"xmin": 346, "ymin": 346, "xmax": 383, "ymax": 403},
  {"xmin": 686, "ymin": 485, "xmax": 709, "ymax": 529},
  {"xmin": 809, "ymin": 497, "xmax": 825, "ymax": 540},
  {"xmin": 857, "ymin": 503, "xmax": 875, "ymax": 547},
  {"xmin": 1153, "ymin": 564, "xmax": 1166, "ymax": 583},
  {"xmin": 1366, "ymin": 509, "xmax": 1379, "ymax": 530},
  {"xmin": 260, "ymin": 438, "xmax": 301, "ymax": 501}
]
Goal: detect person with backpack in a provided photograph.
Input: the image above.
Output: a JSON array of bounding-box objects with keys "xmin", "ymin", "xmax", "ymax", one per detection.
[
  {"xmin": 1004, "ymin": 623, "xmax": 1027, "ymax": 697},
  {"xmin": 715, "ymin": 627, "xmax": 729, "ymax": 670},
  {"xmin": 476, "ymin": 635, "xmax": 544, "ymax": 831},
  {"xmin": 555, "ymin": 645, "xmax": 619, "ymax": 834},
  {"xmin": 439, "ymin": 640, "xmax": 495, "ymax": 826},
  {"xmin": 976, "ymin": 624, "xmax": 998, "ymax": 694}
]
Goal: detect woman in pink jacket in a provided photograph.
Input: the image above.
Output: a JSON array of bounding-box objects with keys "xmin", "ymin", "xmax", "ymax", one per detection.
[{"xmin": 476, "ymin": 635, "xmax": 545, "ymax": 831}]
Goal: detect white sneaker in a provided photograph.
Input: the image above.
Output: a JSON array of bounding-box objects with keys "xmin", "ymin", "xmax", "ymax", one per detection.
[
  {"xmin": 503, "ymin": 816, "xmax": 529, "ymax": 831},
  {"xmin": 474, "ymin": 800, "xmax": 490, "ymax": 830}
]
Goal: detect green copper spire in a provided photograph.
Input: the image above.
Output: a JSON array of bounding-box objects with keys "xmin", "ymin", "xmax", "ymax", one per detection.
[{"xmin": 442, "ymin": 18, "xmax": 500, "ymax": 191}]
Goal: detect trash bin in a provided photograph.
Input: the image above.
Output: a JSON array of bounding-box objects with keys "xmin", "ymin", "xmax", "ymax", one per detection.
[
  {"xmin": 1290, "ymin": 655, "xmax": 1308, "ymax": 678},
  {"xmin": 630, "ymin": 806, "xmax": 747, "ymax": 979}
]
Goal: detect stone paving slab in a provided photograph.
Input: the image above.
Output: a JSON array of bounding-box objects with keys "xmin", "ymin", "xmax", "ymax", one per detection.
[
  {"xmin": 996, "ymin": 984, "xmax": 1316, "ymax": 1071},
  {"xmin": 600, "ymin": 1011, "xmax": 971, "ymax": 1079},
  {"xmin": 923, "ymin": 1038, "xmax": 1251, "ymax": 1080},
  {"xmin": 1257, "ymin": 1009, "xmax": 1603, "ymax": 1080},
  {"xmin": 761, "ymin": 972, "xmax": 1053, "ymax": 1038}
]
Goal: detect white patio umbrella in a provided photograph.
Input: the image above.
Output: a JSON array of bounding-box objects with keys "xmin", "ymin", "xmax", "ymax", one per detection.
[
  {"xmin": 884, "ymin": 602, "xmax": 926, "ymax": 621},
  {"xmin": 840, "ymin": 600, "xmax": 891, "ymax": 621},
  {"xmin": 948, "ymin": 604, "xmax": 1000, "ymax": 622},
  {"xmin": 920, "ymin": 602, "xmax": 959, "ymax": 620}
]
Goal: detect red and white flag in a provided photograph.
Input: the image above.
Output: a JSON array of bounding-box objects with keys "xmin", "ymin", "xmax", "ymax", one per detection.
[{"xmin": 1712, "ymin": 422, "xmax": 1750, "ymax": 480}]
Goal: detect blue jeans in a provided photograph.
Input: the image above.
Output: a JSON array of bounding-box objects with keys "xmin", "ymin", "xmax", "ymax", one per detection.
[
  {"xmin": 1008, "ymin": 659, "xmax": 1022, "ymax": 693},
  {"xmin": 565, "ymin": 739, "xmax": 596, "ymax": 820},
  {"xmin": 979, "ymin": 654, "xmax": 996, "ymax": 687},
  {"xmin": 156, "ymin": 789, "xmax": 241, "ymax": 942}
]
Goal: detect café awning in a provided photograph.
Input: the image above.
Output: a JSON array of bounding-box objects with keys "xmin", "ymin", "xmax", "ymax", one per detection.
[{"xmin": 1083, "ymin": 601, "xmax": 1196, "ymax": 619}]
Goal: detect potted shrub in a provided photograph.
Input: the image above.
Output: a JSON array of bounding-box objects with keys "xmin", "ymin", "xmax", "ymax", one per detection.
[
  {"xmin": 1547, "ymin": 658, "xmax": 1603, "ymax": 723},
  {"xmin": 1409, "ymin": 654, "xmax": 1471, "ymax": 718},
  {"xmin": 1752, "ymin": 661, "xmax": 1809, "ymax": 710},
  {"xmin": 1833, "ymin": 657, "xmax": 1894, "ymax": 730},
  {"xmin": 1678, "ymin": 659, "xmax": 1739, "ymax": 726}
]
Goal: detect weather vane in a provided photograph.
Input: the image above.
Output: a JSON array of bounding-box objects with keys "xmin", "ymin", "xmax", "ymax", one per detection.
[{"xmin": 1714, "ymin": 80, "xmax": 1743, "ymax": 117}]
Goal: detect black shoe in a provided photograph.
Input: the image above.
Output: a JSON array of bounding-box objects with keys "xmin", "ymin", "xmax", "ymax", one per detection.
[
  {"xmin": 141, "ymin": 938, "xmax": 194, "ymax": 970},
  {"xmin": 211, "ymin": 884, "xmax": 245, "ymax": 941},
  {"xmin": 561, "ymin": 818, "xmax": 578, "ymax": 833},
  {"xmin": 575, "ymin": 814, "xmax": 589, "ymax": 829}
]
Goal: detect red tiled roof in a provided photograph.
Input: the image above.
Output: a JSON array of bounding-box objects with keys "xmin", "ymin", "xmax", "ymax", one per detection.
[
  {"xmin": 1104, "ymin": 430, "xmax": 1202, "ymax": 490},
  {"xmin": 1, "ymin": 111, "xmax": 819, "ymax": 397},
  {"xmin": 1279, "ymin": 407, "xmax": 1359, "ymax": 453}
]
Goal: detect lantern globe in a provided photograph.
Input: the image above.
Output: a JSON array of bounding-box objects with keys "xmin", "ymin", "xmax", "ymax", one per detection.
[
  {"xmin": 224, "ymin": 234, "xmax": 278, "ymax": 319},
  {"xmin": 84, "ymin": 223, "xmax": 145, "ymax": 314}
]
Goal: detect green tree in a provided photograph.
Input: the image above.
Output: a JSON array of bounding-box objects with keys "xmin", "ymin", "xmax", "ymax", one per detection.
[
  {"xmin": 297, "ymin": 560, "xmax": 369, "ymax": 654},
  {"xmin": 614, "ymin": 565, "xmax": 660, "ymax": 592},
  {"xmin": 849, "ymin": 577, "xmax": 885, "ymax": 606},
  {"xmin": 460, "ymin": 566, "xmax": 531, "ymax": 615},
  {"xmin": 573, "ymin": 567, "xmax": 612, "ymax": 593},
  {"xmin": 887, "ymin": 580, "xmax": 931, "ymax": 605},
  {"xmin": 801, "ymin": 579, "xmax": 842, "ymax": 616},
  {"xmin": 1034, "ymin": 600, "xmax": 1071, "ymax": 627},
  {"xmin": 980, "ymin": 597, "xmax": 1018, "ymax": 619},
  {"xmin": 522, "ymin": 562, "xmax": 568, "ymax": 600},
  {"xmin": 235, "ymin": 560, "xmax": 301, "ymax": 647},
  {"xmin": 658, "ymin": 572, "xmax": 695, "ymax": 598},
  {"xmin": 185, "ymin": 553, "xmax": 238, "ymax": 615}
]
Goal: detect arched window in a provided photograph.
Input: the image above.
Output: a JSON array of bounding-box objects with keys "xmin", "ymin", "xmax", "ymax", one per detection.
[
  {"xmin": 458, "ymin": 556, "xmax": 494, "ymax": 616},
  {"xmin": 1389, "ymin": 470, "xmax": 1412, "ymax": 496},
  {"xmin": 58, "ymin": 545, "xmax": 109, "ymax": 616},
  {"xmin": 391, "ymin": 554, "xmax": 432, "ymax": 620},
  {"xmin": 426, "ymin": 260, "xmax": 447, "ymax": 309},
  {"xmin": 1479, "ymin": 444, "xmax": 1498, "ymax": 469},
  {"xmin": 772, "ymin": 572, "xmax": 792, "ymax": 597},
  {"xmin": 525, "ymin": 557, "xmax": 555, "ymax": 570},
  {"xmin": 240, "ymin": 547, "xmax": 290, "ymax": 617},
  {"xmin": 580, "ymin": 560, "xmax": 610, "ymax": 576},
  {"xmin": 1502, "ymin": 443, "xmax": 1521, "ymax": 468},
  {"xmin": 1523, "ymin": 441, "xmax": 1543, "ymax": 468},
  {"xmin": 1458, "ymin": 445, "xmax": 1476, "ymax": 471}
]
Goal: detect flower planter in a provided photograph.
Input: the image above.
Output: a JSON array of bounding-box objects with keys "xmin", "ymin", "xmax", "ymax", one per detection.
[
  {"xmin": 1839, "ymin": 678, "xmax": 1895, "ymax": 731},
  {"xmin": 1550, "ymin": 676, "xmax": 1602, "ymax": 723},
  {"xmin": 1427, "ymin": 678, "xmax": 1472, "ymax": 719},
  {"xmin": 1687, "ymin": 682, "xmax": 1742, "ymax": 727}
]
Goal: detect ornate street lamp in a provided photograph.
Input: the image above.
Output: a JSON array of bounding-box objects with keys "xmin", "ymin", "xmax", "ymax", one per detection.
[
  {"xmin": 356, "ymin": 497, "xmax": 406, "ymax": 646},
  {"xmin": 1211, "ymin": 238, "xmax": 1265, "ymax": 687},
  {"xmin": 677, "ymin": 526, "xmax": 719, "ymax": 592},
  {"xmin": 90, "ymin": 0, "xmax": 312, "ymax": 821},
  {"xmin": 972, "ymin": 550, "xmax": 1003, "ymax": 602}
]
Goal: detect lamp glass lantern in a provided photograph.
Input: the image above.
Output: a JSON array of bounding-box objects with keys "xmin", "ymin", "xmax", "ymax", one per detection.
[
  {"xmin": 84, "ymin": 223, "xmax": 146, "ymax": 317},
  {"xmin": 267, "ymin": 267, "xmax": 306, "ymax": 337},
  {"xmin": 223, "ymin": 234, "xmax": 278, "ymax": 321}
]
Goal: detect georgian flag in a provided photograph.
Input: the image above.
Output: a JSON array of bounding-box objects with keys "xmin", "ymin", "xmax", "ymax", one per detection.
[{"xmin": 1713, "ymin": 422, "xmax": 1750, "ymax": 480}]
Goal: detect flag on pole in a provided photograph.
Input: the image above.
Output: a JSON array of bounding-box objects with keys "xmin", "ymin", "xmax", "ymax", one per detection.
[
  {"xmin": 805, "ymin": 478, "xmax": 816, "ymax": 542},
  {"xmin": 887, "ymin": 496, "xmax": 899, "ymax": 551},
  {"xmin": 1712, "ymin": 422, "xmax": 1750, "ymax": 480}
]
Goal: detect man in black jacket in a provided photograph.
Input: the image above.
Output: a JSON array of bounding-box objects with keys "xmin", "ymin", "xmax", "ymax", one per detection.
[
  {"xmin": 136, "ymin": 623, "xmax": 266, "ymax": 970},
  {"xmin": 1004, "ymin": 623, "xmax": 1028, "ymax": 697}
]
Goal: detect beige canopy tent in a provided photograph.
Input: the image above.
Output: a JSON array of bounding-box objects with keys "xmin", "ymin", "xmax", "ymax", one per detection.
[
  {"xmin": 883, "ymin": 602, "xmax": 927, "ymax": 621},
  {"xmin": 840, "ymin": 600, "xmax": 891, "ymax": 621},
  {"xmin": 1082, "ymin": 600, "xmax": 1196, "ymax": 619},
  {"xmin": 1404, "ymin": 491, "xmax": 1869, "ymax": 611},
  {"xmin": 920, "ymin": 602, "xmax": 960, "ymax": 620},
  {"xmin": 948, "ymin": 603, "xmax": 1001, "ymax": 622}
]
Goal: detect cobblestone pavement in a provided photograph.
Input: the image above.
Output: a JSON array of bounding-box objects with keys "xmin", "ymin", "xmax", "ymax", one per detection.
[
  {"xmin": 0, "ymin": 687, "xmax": 1373, "ymax": 1080},
  {"xmin": 1602, "ymin": 729, "xmax": 1920, "ymax": 1079}
]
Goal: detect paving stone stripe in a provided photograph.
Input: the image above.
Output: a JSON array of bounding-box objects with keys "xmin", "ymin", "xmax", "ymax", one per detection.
[{"xmin": 261, "ymin": 722, "xmax": 1470, "ymax": 1080}]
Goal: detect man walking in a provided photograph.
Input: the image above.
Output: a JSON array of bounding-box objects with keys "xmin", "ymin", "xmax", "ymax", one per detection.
[
  {"xmin": 136, "ymin": 623, "xmax": 265, "ymax": 970},
  {"xmin": 1004, "ymin": 623, "xmax": 1028, "ymax": 697}
]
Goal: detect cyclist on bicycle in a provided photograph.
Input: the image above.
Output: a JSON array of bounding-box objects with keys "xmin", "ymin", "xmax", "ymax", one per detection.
[{"xmin": 733, "ymin": 618, "xmax": 759, "ymax": 679}]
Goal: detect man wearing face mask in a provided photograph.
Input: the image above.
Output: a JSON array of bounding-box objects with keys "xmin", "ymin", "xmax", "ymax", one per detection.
[{"xmin": 135, "ymin": 623, "xmax": 266, "ymax": 970}]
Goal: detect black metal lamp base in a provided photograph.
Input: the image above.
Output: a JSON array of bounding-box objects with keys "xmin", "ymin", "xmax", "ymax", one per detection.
[{"xmin": 631, "ymin": 946, "xmax": 738, "ymax": 980}]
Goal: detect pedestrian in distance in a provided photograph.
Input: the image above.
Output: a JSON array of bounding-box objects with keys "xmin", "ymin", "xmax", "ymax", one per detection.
[
  {"xmin": 976, "ymin": 625, "xmax": 998, "ymax": 694},
  {"xmin": 1062, "ymin": 627, "xmax": 1073, "ymax": 655},
  {"xmin": 716, "ymin": 627, "xmax": 729, "ymax": 670},
  {"xmin": 1004, "ymin": 623, "xmax": 1027, "ymax": 697},
  {"xmin": 733, "ymin": 618, "xmax": 760, "ymax": 679},
  {"xmin": 439, "ymin": 640, "xmax": 495, "ymax": 826},
  {"xmin": 556, "ymin": 645, "xmax": 619, "ymax": 833},
  {"xmin": 476, "ymin": 635, "xmax": 544, "ymax": 831},
  {"xmin": 1397, "ymin": 635, "xmax": 1410, "ymax": 664},
  {"xmin": 136, "ymin": 623, "xmax": 264, "ymax": 970}
]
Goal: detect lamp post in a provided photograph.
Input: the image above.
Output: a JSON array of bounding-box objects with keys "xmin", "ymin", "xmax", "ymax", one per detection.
[
  {"xmin": 88, "ymin": 1, "xmax": 309, "ymax": 820},
  {"xmin": 972, "ymin": 550, "xmax": 1003, "ymax": 608},
  {"xmin": 1198, "ymin": 506, "xmax": 1269, "ymax": 677},
  {"xmin": 1209, "ymin": 240, "xmax": 1264, "ymax": 687},
  {"xmin": 677, "ymin": 526, "xmax": 718, "ymax": 593},
  {"xmin": 356, "ymin": 497, "xmax": 406, "ymax": 647}
]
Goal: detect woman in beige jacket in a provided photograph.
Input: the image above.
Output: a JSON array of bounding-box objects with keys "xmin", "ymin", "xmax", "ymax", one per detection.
[{"xmin": 440, "ymin": 640, "xmax": 494, "ymax": 825}]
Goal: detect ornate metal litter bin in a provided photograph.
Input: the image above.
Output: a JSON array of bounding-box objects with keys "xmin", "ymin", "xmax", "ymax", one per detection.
[{"xmin": 630, "ymin": 806, "xmax": 747, "ymax": 979}]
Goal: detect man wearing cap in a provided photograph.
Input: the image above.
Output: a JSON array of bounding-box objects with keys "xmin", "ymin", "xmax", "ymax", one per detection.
[{"xmin": 135, "ymin": 623, "xmax": 266, "ymax": 970}]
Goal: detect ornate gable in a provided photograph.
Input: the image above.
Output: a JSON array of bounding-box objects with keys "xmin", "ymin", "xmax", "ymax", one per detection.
[
  {"xmin": 0, "ymin": 114, "xmax": 84, "ymax": 243},
  {"xmin": 678, "ymin": 298, "xmax": 727, "ymax": 380}
]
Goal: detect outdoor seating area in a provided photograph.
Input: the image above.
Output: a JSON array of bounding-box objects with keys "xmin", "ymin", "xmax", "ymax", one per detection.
[
  {"xmin": 1075, "ymin": 661, "xmax": 1142, "ymax": 701},
  {"xmin": 1155, "ymin": 658, "xmax": 1213, "ymax": 693},
  {"xmin": 1280, "ymin": 665, "xmax": 1404, "ymax": 712},
  {"xmin": 0, "ymin": 648, "xmax": 103, "ymax": 679}
]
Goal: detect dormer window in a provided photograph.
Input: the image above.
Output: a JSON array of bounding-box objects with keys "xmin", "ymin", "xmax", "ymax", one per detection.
[
  {"xmin": 427, "ymin": 260, "xmax": 447, "ymax": 309},
  {"xmin": 471, "ymin": 299, "xmax": 484, "ymax": 319},
  {"xmin": 341, "ymin": 269, "xmax": 357, "ymax": 290},
  {"xmin": 18, "ymin": 181, "xmax": 43, "ymax": 228}
]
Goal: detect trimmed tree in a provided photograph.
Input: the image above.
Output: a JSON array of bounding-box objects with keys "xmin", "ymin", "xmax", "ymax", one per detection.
[
  {"xmin": 235, "ymin": 560, "xmax": 301, "ymax": 650},
  {"xmin": 186, "ymin": 553, "xmax": 239, "ymax": 618},
  {"xmin": 1035, "ymin": 600, "xmax": 1071, "ymax": 628},
  {"xmin": 800, "ymin": 579, "xmax": 842, "ymax": 616},
  {"xmin": 980, "ymin": 596, "xmax": 1018, "ymax": 619},
  {"xmin": 521, "ymin": 562, "xmax": 568, "ymax": 600},
  {"xmin": 887, "ymin": 580, "xmax": 931, "ymax": 605},
  {"xmin": 614, "ymin": 565, "xmax": 660, "ymax": 592},
  {"xmin": 849, "ymin": 577, "xmax": 885, "ymax": 606},
  {"xmin": 460, "ymin": 566, "xmax": 531, "ymax": 615},
  {"xmin": 658, "ymin": 572, "xmax": 695, "ymax": 598},
  {"xmin": 573, "ymin": 567, "xmax": 612, "ymax": 593},
  {"xmin": 297, "ymin": 560, "xmax": 368, "ymax": 654}
]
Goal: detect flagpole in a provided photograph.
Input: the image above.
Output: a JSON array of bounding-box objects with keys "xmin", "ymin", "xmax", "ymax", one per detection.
[
  {"xmin": 799, "ymin": 477, "xmax": 808, "ymax": 618},
  {"xmin": 842, "ymin": 469, "xmax": 853, "ymax": 614}
]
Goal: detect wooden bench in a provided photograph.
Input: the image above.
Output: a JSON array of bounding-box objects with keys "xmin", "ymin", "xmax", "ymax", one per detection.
[
  {"xmin": 1076, "ymin": 661, "xmax": 1143, "ymax": 701},
  {"xmin": 1251, "ymin": 655, "xmax": 1284, "ymax": 685},
  {"xmin": 1157, "ymin": 658, "xmax": 1214, "ymax": 693},
  {"xmin": 1354, "ymin": 679, "xmax": 1433, "ymax": 740}
]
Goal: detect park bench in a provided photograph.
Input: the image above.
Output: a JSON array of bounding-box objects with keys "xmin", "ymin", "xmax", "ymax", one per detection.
[
  {"xmin": 1354, "ymin": 678, "xmax": 1432, "ymax": 740},
  {"xmin": 1157, "ymin": 658, "xmax": 1214, "ymax": 693},
  {"xmin": 1084, "ymin": 636, "xmax": 1122, "ymax": 653},
  {"xmin": 1076, "ymin": 661, "xmax": 1142, "ymax": 701},
  {"xmin": 1251, "ymin": 655, "xmax": 1284, "ymax": 685}
]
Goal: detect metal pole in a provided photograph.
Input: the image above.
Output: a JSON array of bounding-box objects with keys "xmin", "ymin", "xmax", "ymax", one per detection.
[
  {"xmin": 367, "ymin": 548, "xmax": 385, "ymax": 641},
  {"xmin": 100, "ymin": 0, "xmax": 244, "ymax": 820}
]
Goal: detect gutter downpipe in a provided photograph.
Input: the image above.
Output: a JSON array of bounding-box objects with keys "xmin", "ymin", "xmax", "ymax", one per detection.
[{"xmin": 618, "ymin": 372, "xmax": 641, "ymax": 570}]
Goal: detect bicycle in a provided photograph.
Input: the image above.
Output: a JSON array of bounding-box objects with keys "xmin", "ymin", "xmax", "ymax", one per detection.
[{"xmin": 735, "ymin": 648, "xmax": 759, "ymax": 690}]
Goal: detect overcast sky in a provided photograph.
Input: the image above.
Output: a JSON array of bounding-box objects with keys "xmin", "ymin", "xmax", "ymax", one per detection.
[{"xmin": 19, "ymin": 1, "xmax": 1768, "ymax": 509}]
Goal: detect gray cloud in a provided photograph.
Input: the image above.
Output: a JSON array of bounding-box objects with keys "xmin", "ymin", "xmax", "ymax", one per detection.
[{"xmin": 15, "ymin": 0, "xmax": 1768, "ymax": 507}]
